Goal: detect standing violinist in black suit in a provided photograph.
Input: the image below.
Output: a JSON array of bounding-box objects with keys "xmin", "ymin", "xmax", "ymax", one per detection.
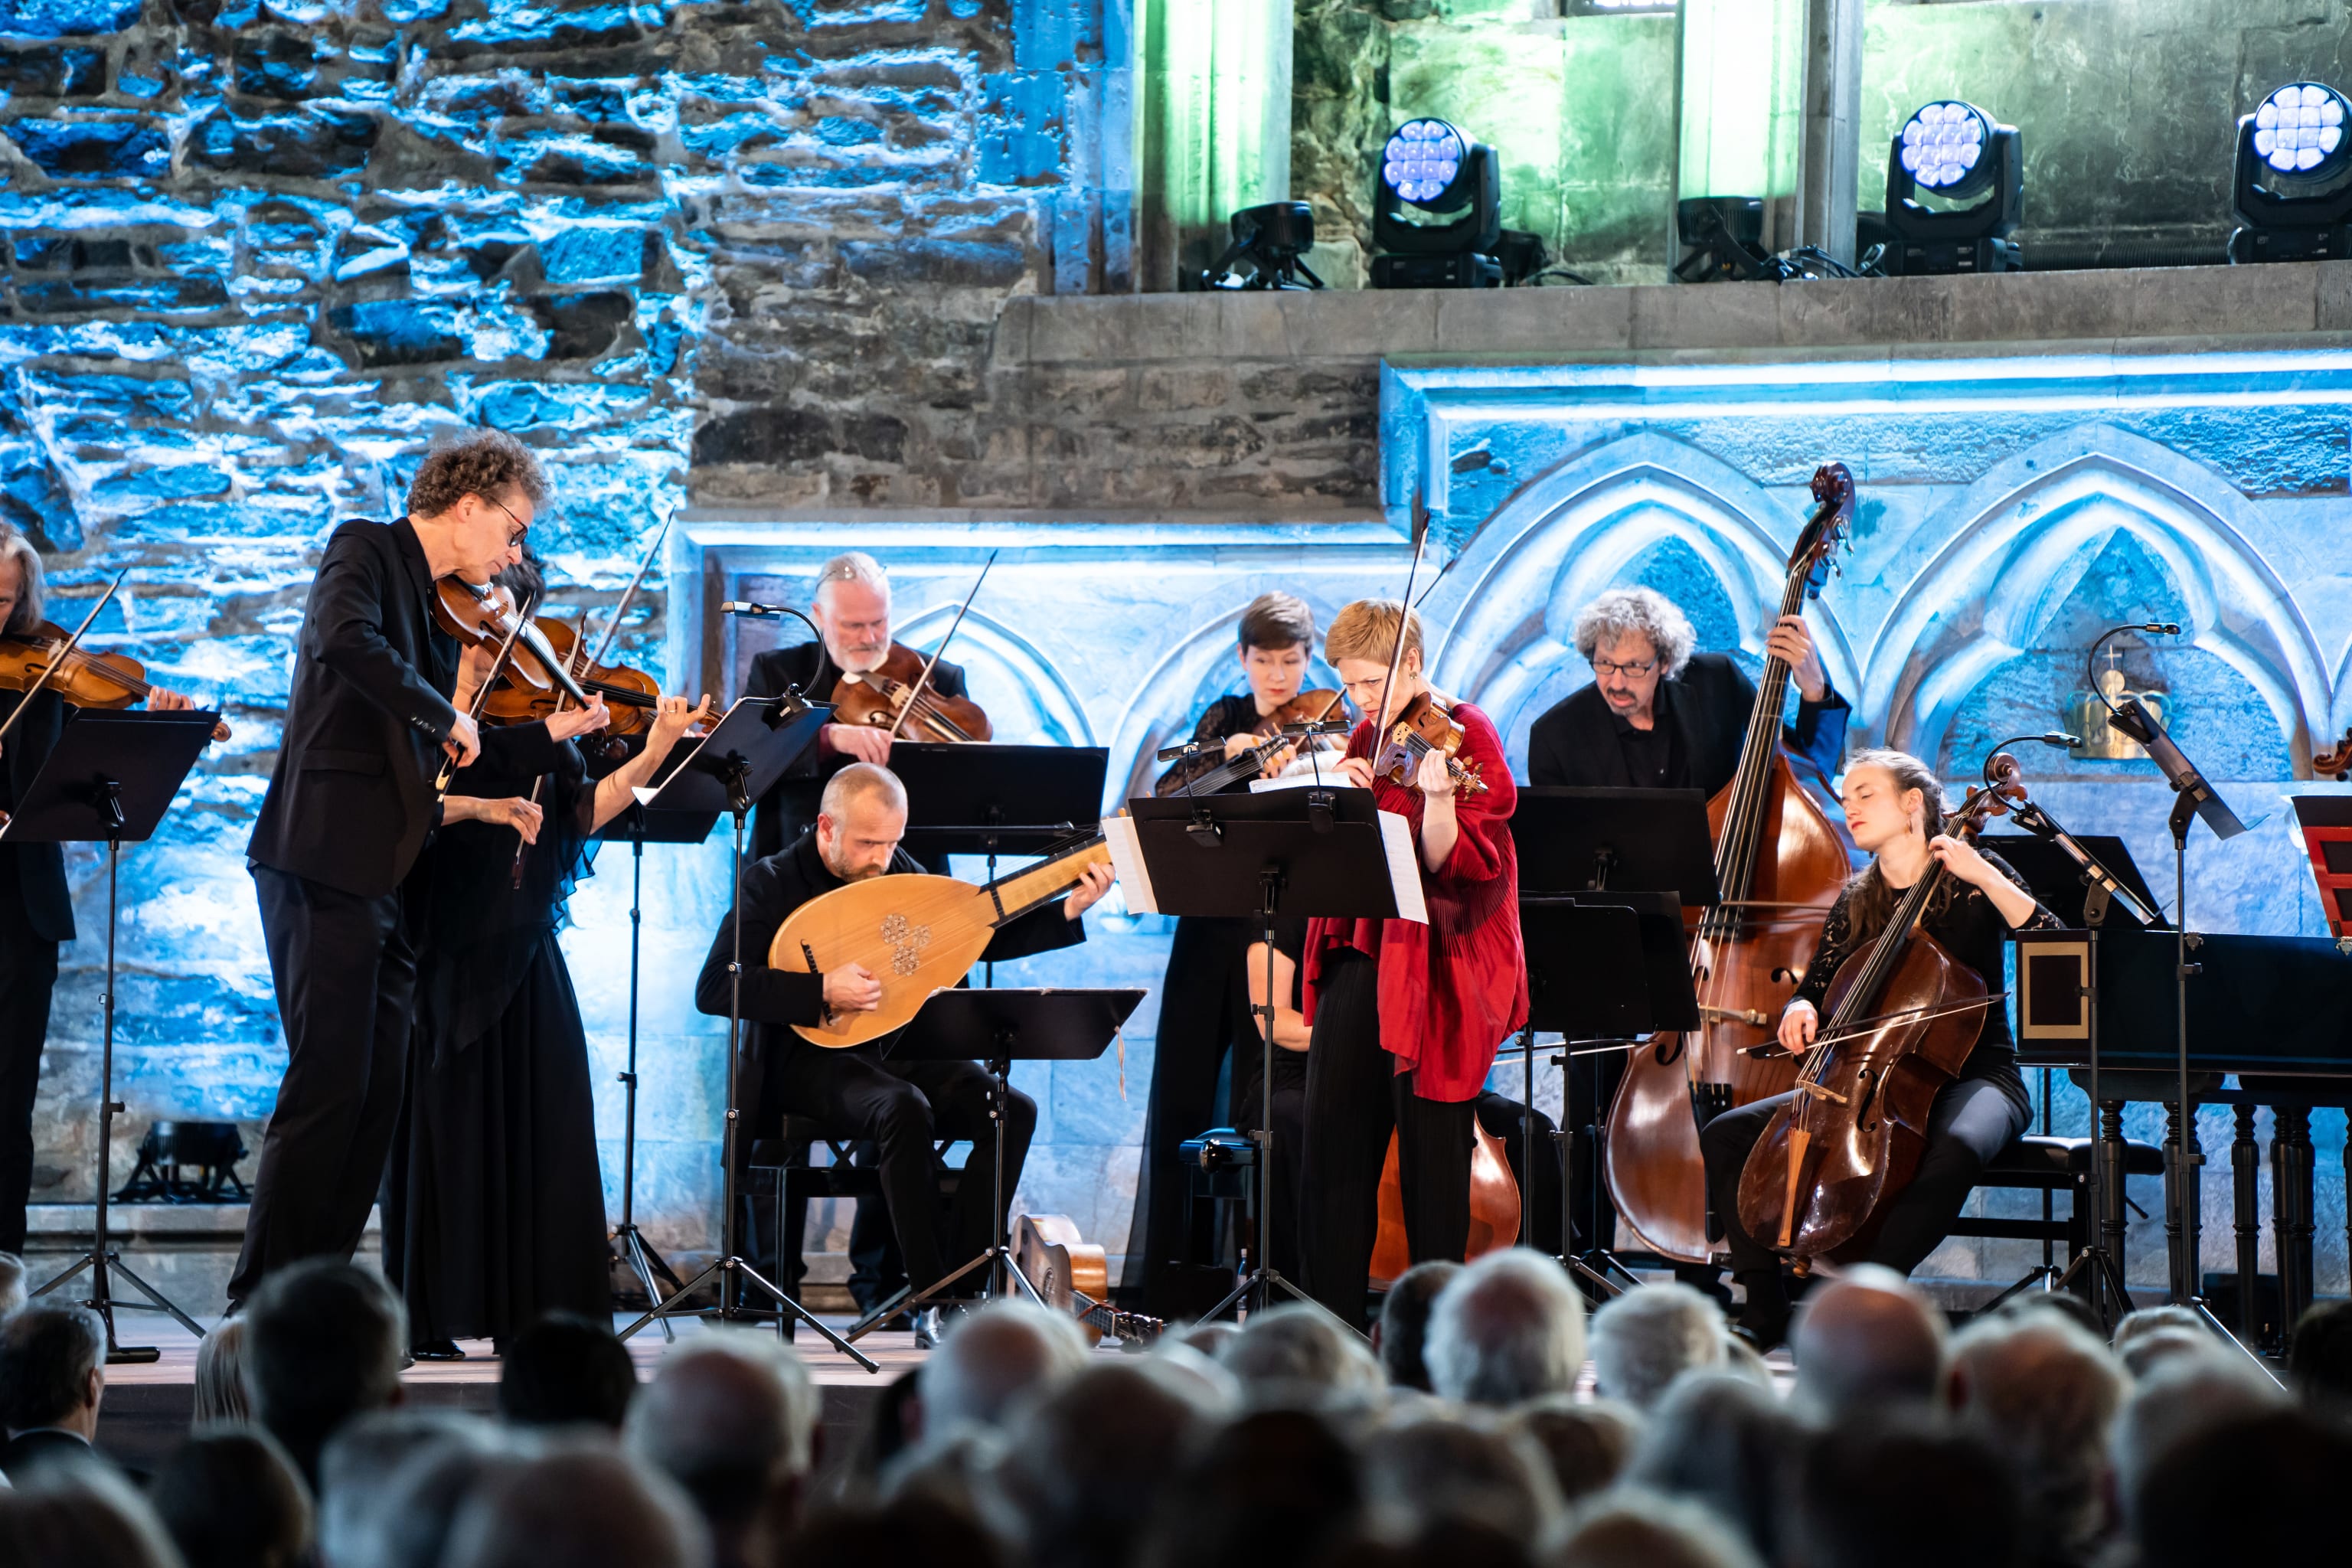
[
  {"xmin": 1524, "ymin": 587, "xmax": 1848, "ymax": 1265},
  {"xmin": 742, "ymin": 551, "xmax": 975, "ymax": 866},
  {"xmin": 231, "ymin": 432, "xmax": 608, "ymax": 1304},
  {"xmin": 0, "ymin": 523, "xmax": 217, "ymax": 1257}
]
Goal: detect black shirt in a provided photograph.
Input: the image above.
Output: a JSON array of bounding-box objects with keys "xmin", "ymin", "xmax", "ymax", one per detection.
[
  {"xmin": 1609, "ymin": 694, "xmax": 1684, "ymax": 789},
  {"xmin": 1155, "ymin": 693, "xmax": 1268, "ymax": 795}
]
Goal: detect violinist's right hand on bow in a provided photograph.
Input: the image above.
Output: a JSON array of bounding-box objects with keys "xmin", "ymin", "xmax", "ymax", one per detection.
[
  {"xmin": 445, "ymin": 711, "xmax": 482, "ymax": 769},
  {"xmin": 824, "ymin": 962, "xmax": 882, "ymax": 1014},
  {"xmin": 1335, "ymin": 756, "xmax": 1377, "ymax": 790},
  {"xmin": 821, "ymin": 723, "xmax": 892, "ymax": 766},
  {"xmin": 1779, "ymin": 998, "xmax": 1819, "ymax": 1056}
]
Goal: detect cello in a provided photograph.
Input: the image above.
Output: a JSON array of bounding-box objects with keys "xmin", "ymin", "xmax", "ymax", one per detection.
[
  {"xmin": 1735, "ymin": 767, "xmax": 2023, "ymax": 1263},
  {"xmin": 1602, "ymin": 462, "xmax": 1857, "ymax": 1264}
]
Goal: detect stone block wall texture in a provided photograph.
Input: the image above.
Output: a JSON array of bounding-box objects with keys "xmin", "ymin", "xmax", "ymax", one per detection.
[
  {"xmin": 3, "ymin": 0, "xmax": 1119, "ymax": 1284},
  {"xmin": 1291, "ymin": 0, "xmax": 2352, "ymax": 286}
]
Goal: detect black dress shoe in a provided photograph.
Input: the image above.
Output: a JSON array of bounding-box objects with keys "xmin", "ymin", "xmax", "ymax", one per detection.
[
  {"xmin": 411, "ymin": 1339, "xmax": 467, "ymax": 1361},
  {"xmin": 914, "ymin": 1302, "xmax": 971, "ymax": 1350}
]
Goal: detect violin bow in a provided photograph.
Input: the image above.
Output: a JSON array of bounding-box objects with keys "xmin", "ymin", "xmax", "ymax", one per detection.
[
  {"xmin": 0, "ymin": 568, "xmax": 126, "ymax": 750},
  {"xmin": 885, "ymin": 548, "xmax": 998, "ymax": 743},
  {"xmin": 1374, "ymin": 494, "xmax": 1432, "ymax": 737}
]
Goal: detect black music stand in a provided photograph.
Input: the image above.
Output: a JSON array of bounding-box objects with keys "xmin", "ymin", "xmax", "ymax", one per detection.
[
  {"xmin": 2104, "ymin": 694, "xmax": 2263, "ymax": 1354},
  {"xmin": 1511, "ymin": 789, "xmax": 1719, "ymax": 1289},
  {"xmin": 11, "ymin": 710, "xmax": 217, "ymax": 1362},
  {"xmin": 1115, "ymin": 788, "xmax": 1417, "ymax": 1326},
  {"xmin": 615, "ymin": 694, "xmax": 880, "ymax": 1367},
  {"xmin": 593, "ymin": 801, "xmax": 720, "ymax": 1340},
  {"xmin": 893, "ymin": 742, "xmax": 1110, "ymax": 982},
  {"xmin": 841, "ymin": 986, "xmax": 1143, "ymax": 1341}
]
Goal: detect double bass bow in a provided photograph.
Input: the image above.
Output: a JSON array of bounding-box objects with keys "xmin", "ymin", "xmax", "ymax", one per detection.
[
  {"xmin": 1602, "ymin": 462, "xmax": 1857, "ymax": 1265},
  {"xmin": 1735, "ymin": 763, "xmax": 2025, "ymax": 1263}
]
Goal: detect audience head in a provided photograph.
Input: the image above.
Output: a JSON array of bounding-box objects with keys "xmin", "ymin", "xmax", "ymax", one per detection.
[
  {"xmin": 243, "ymin": 1259, "xmax": 407, "ymax": 1487},
  {"xmin": 1944, "ymin": 1309, "xmax": 2125, "ymax": 1564},
  {"xmin": 1552, "ymin": 1489, "xmax": 1765, "ymax": 1568},
  {"xmin": 0, "ymin": 1466, "xmax": 183, "ymax": 1568},
  {"xmin": 789, "ymin": 1494, "xmax": 1008, "ymax": 1568},
  {"xmin": 2288, "ymin": 1298, "xmax": 2352, "ymax": 1411},
  {"xmin": 1372, "ymin": 1260, "xmax": 1461, "ymax": 1393},
  {"xmin": 1792, "ymin": 1416, "xmax": 2024, "ymax": 1568},
  {"xmin": 2132, "ymin": 1406, "xmax": 2352, "ymax": 1568},
  {"xmin": 987, "ymin": 1357, "xmax": 1226, "ymax": 1568},
  {"xmin": 625, "ymin": 1334, "xmax": 818, "ymax": 1568},
  {"xmin": 1623, "ymin": 1370, "xmax": 1798, "ymax": 1564},
  {"xmin": 498, "ymin": 1312, "xmax": 637, "ymax": 1431},
  {"xmin": 1589, "ymin": 1282, "xmax": 1726, "ymax": 1412},
  {"xmin": 2112, "ymin": 1303, "xmax": 2209, "ymax": 1377},
  {"xmin": 1358, "ymin": 1411, "xmax": 1563, "ymax": 1543},
  {"xmin": 1789, "ymin": 1266, "xmax": 1946, "ymax": 1421},
  {"xmin": 1424, "ymin": 1249, "xmax": 1586, "ymax": 1408},
  {"xmin": 2112, "ymin": 1347, "xmax": 2288, "ymax": 1530},
  {"xmin": 0, "ymin": 1302, "xmax": 106, "ymax": 1446},
  {"xmin": 191, "ymin": 1317, "xmax": 250, "ymax": 1428},
  {"xmin": 1174, "ymin": 1320, "xmax": 1241, "ymax": 1361},
  {"xmin": 915, "ymin": 1299, "xmax": 1089, "ymax": 1442},
  {"xmin": 1136, "ymin": 1406, "xmax": 1361, "ymax": 1568},
  {"xmin": 0, "ymin": 1250, "xmax": 25, "ymax": 1318},
  {"xmin": 1501, "ymin": 1395, "xmax": 1639, "ymax": 1504},
  {"xmin": 149, "ymin": 1427, "xmax": 313, "ymax": 1568},
  {"xmin": 1222, "ymin": 1303, "xmax": 1384, "ymax": 1402},
  {"xmin": 320, "ymin": 1413, "xmax": 510, "ymax": 1568},
  {"xmin": 444, "ymin": 1441, "xmax": 711, "ymax": 1568}
]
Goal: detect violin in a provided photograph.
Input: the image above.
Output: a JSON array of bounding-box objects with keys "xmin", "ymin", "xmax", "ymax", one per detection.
[
  {"xmin": 480, "ymin": 617, "xmax": 662, "ymax": 737},
  {"xmin": 0, "ymin": 622, "xmax": 160, "ymax": 708},
  {"xmin": 430, "ymin": 578, "xmax": 591, "ymax": 707},
  {"xmin": 1372, "ymin": 690, "xmax": 1488, "ymax": 796},
  {"xmin": 1734, "ymin": 764, "xmax": 2024, "ymax": 1265},
  {"xmin": 1154, "ymin": 688, "xmax": 1348, "ymax": 798},
  {"xmin": 830, "ymin": 642, "xmax": 992, "ymax": 743}
]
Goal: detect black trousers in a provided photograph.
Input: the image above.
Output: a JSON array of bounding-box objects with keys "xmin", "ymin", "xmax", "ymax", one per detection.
[
  {"xmin": 1298, "ymin": 951, "xmax": 1475, "ymax": 1325},
  {"xmin": 1700, "ymin": 1067, "xmax": 2030, "ymax": 1277},
  {"xmin": 769, "ymin": 1046, "xmax": 1036, "ymax": 1297},
  {"xmin": 1124, "ymin": 916, "xmax": 1249, "ymax": 1313},
  {"xmin": 0, "ymin": 858, "xmax": 60, "ymax": 1256},
  {"xmin": 232, "ymin": 867, "xmax": 416, "ymax": 1302}
]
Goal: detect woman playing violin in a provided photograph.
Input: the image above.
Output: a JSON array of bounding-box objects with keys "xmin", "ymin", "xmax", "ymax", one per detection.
[
  {"xmin": 1296, "ymin": 599, "xmax": 1527, "ymax": 1328},
  {"xmin": 385, "ymin": 545, "xmax": 715, "ymax": 1357},
  {"xmin": 1698, "ymin": 748, "xmax": 2057, "ymax": 1348}
]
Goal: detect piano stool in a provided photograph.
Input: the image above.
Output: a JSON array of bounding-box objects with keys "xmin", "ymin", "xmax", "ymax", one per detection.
[
  {"xmin": 740, "ymin": 1119, "xmax": 960, "ymax": 1334},
  {"xmin": 1950, "ymin": 1133, "xmax": 2163, "ymax": 1314}
]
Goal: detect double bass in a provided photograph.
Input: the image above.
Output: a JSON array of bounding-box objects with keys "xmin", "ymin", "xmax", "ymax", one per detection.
[
  {"xmin": 1602, "ymin": 463, "xmax": 1857, "ymax": 1263},
  {"xmin": 1736, "ymin": 766, "xmax": 2022, "ymax": 1262}
]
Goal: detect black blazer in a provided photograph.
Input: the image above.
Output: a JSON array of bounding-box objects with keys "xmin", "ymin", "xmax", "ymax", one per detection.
[
  {"xmin": 1, "ymin": 688, "xmax": 73, "ymax": 942},
  {"xmin": 1526, "ymin": 652, "xmax": 1850, "ymax": 795},
  {"xmin": 742, "ymin": 639, "xmax": 972, "ymax": 864},
  {"xmin": 247, "ymin": 518, "xmax": 560, "ymax": 898},
  {"xmin": 0, "ymin": 1426, "xmax": 110, "ymax": 1484},
  {"xmin": 697, "ymin": 831, "xmax": 1083, "ymax": 1138}
]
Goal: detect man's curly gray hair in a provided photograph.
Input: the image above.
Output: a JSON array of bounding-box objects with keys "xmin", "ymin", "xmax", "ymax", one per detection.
[{"xmin": 1570, "ymin": 588, "xmax": 1697, "ymax": 679}]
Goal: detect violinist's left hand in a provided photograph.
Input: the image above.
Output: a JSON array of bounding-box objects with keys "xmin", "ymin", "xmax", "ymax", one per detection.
[
  {"xmin": 1927, "ymin": 833, "xmax": 1995, "ymax": 889},
  {"xmin": 149, "ymin": 684, "xmax": 232, "ymax": 742},
  {"xmin": 545, "ymin": 697, "xmax": 610, "ymax": 743},
  {"xmin": 1064, "ymin": 860, "xmax": 1115, "ymax": 921},
  {"xmin": 1415, "ymin": 746, "xmax": 1455, "ymax": 800}
]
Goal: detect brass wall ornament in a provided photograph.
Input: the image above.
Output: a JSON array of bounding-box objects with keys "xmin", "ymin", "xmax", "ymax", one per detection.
[{"xmin": 2067, "ymin": 645, "xmax": 2168, "ymax": 761}]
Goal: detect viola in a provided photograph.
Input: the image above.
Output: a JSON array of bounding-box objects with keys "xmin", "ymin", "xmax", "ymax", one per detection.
[
  {"xmin": 1733, "ymin": 766, "xmax": 2024, "ymax": 1264},
  {"xmin": 430, "ymin": 578, "xmax": 590, "ymax": 707},
  {"xmin": 1372, "ymin": 690, "xmax": 1488, "ymax": 796},
  {"xmin": 830, "ymin": 641, "xmax": 993, "ymax": 743},
  {"xmin": 1154, "ymin": 688, "xmax": 1348, "ymax": 799},
  {"xmin": 480, "ymin": 617, "xmax": 662, "ymax": 737},
  {"xmin": 1602, "ymin": 462, "xmax": 1857, "ymax": 1265}
]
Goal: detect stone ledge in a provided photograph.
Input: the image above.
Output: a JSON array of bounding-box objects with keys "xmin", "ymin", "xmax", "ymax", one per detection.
[{"xmin": 1004, "ymin": 262, "xmax": 2352, "ymax": 369}]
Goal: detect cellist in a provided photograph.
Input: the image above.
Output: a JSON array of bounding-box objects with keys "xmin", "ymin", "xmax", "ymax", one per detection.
[
  {"xmin": 1697, "ymin": 749, "xmax": 2056, "ymax": 1348},
  {"xmin": 1296, "ymin": 599, "xmax": 1527, "ymax": 1328}
]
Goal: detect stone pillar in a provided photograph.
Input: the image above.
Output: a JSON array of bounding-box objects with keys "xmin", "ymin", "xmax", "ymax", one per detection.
[
  {"xmin": 1674, "ymin": 0, "xmax": 1807, "ymax": 256},
  {"xmin": 1135, "ymin": 0, "xmax": 1295, "ymax": 291},
  {"xmin": 1794, "ymin": 0, "xmax": 1864, "ymax": 266}
]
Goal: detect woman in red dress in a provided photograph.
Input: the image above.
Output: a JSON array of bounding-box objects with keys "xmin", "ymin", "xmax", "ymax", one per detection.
[{"xmin": 1296, "ymin": 599, "xmax": 1527, "ymax": 1325}]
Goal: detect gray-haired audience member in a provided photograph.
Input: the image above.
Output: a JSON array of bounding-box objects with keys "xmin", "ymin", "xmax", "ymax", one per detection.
[
  {"xmin": 149, "ymin": 1427, "xmax": 313, "ymax": 1568},
  {"xmin": 443, "ymin": 1442, "xmax": 711, "ymax": 1568},
  {"xmin": 243, "ymin": 1259, "xmax": 407, "ymax": 1490},
  {"xmin": 2111, "ymin": 1348, "xmax": 2287, "ymax": 1531},
  {"xmin": 1553, "ymin": 1488, "xmax": 1765, "ymax": 1568},
  {"xmin": 317, "ymin": 1410, "xmax": 501, "ymax": 1568},
  {"xmin": 1943, "ymin": 1311, "xmax": 2125, "ymax": 1565},
  {"xmin": 624, "ymin": 1335, "xmax": 818, "ymax": 1568},
  {"xmin": 1503, "ymin": 1395, "xmax": 1640, "ymax": 1504},
  {"xmin": 1424, "ymin": 1248, "xmax": 1586, "ymax": 1407},
  {"xmin": 0, "ymin": 1302, "xmax": 109, "ymax": 1481},
  {"xmin": 1792, "ymin": 1417, "xmax": 2024, "ymax": 1568},
  {"xmin": 191, "ymin": 1317, "xmax": 250, "ymax": 1428},
  {"xmin": 1359, "ymin": 1411, "xmax": 1563, "ymax": 1542},
  {"xmin": 1789, "ymin": 1266, "xmax": 1946, "ymax": 1422},
  {"xmin": 987, "ymin": 1358, "xmax": 1224, "ymax": 1568},
  {"xmin": 0, "ymin": 1465, "xmax": 182, "ymax": 1568},
  {"xmin": 0, "ymin": 1250, "xmax": 25, "ymax": 1318},
  {"xmin": 2132, "ymin": 1406, "xmax": 2351, "ymax": 1568},
  {"xmin": 1588, "ymin": 1282, "xmax": 1726, "ymax": 1412},
  {"xmin": 913, "ymin": 1299, "xmax": 1089, "ymax": 1442},
  {"xmin": 1221, "ymin": 1302, "xmax": 1385, "ymax": 1400},
  {"xmin": 1371, "ymin": 1259, "xmax": 1460, "ymax": 1393},
  {"xmin": 2110, "ymin": 1304, "xmax": 2207, "ymax": 1378},
  {"xmin": 1623, "ymin": 1371, "xmax": 1799, "ymax": 1565}
]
